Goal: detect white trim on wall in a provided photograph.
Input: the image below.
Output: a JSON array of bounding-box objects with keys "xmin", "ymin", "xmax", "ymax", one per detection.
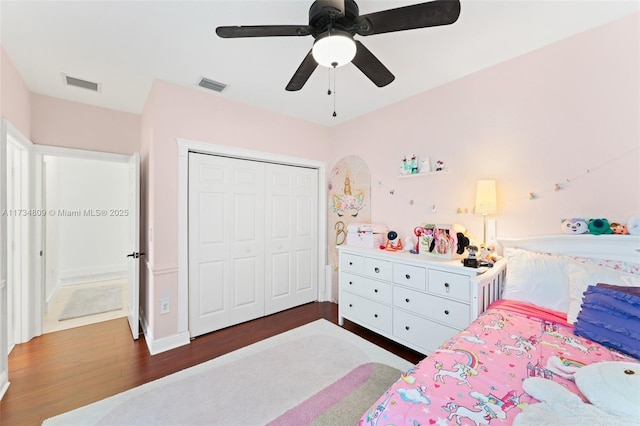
[
  {"xmin": 0, "ymin": 278, "xmax": 7, "ymax": 401},
  {"xmin": 35, "ymin": 144, "xmax": 132, "ymax": 163},
  {"xmin": 58, "ymin": 265, "xmax": 127, "ymax": 286},
  {"xmin": 176, "ymin": 138, "xmax": 328, "ymax": 342},
  {"xmin": 1, "ymin": 118, "xmax": 10, "ymax": 400}
]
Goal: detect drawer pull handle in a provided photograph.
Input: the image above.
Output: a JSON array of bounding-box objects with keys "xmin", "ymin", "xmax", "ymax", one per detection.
[
  {"xmin": 349, "ymin": 281, "xmax": 353, "ymax": 285},
  {"xmin": 444, "ymin": 282, "xmax": 450, "ymax": 292},
  {"xmin": 444, "ymin": 310, "xmax": 450, "ymax": 315},
  {"xmin": 405, "ymin": 326, "xmax": 410, "ymax": 331},
  {"xmin": 374, "ymin": 289, "xmax": 378, "ymax": 293},
  {"xmin": 349, "ymin": 262, "xmax": 353, "ymax": 265},
  {"xmin": 405, "ymin": 274, "xmax": 411, "ymax": 279},
  {"xmin": 349, "ymin": 304, "xmax": 353, "ymax": 307},
  {"xmin": 374, "ymin": 314, "xmax": 378, "ymax": 318},
  {"xmin": 374, "ymin": 267, "xmax": 380, "ymax": 273},
  {"xmin": 405, "ymin": 298, "xmax": 410, "ymax": 303}
]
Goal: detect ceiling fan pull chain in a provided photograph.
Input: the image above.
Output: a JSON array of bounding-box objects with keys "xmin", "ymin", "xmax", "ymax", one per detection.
[
  {"xmin": 327, "ymin": 67, "xmax": 332, "ymax": 95},
  {"xmin": 332, "ymin": 66, "xmax": 337, "ymax": 117}
]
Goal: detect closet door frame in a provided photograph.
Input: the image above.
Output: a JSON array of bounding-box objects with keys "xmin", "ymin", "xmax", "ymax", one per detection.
[{"xmin": 177, "ymin": 138, "xmax": 328, "ymax": 338}]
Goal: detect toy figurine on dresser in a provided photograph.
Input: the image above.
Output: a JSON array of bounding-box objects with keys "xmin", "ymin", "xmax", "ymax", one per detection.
[{"xmin": 382, "ymin": 230, "xmax": 403, "ymax": 251}]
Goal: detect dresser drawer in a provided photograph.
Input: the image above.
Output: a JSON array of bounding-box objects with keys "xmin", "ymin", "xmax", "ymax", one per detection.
[
  {"xmin": 340, "ymin": 292, "xmax": 392, "ymax": 334},
  {"xmin": 363, "ymin": 257, "xmax": 392, "ymax": 281},
  {"xmin": 341, "ymin": 272, "xmax": 392, "ymax": 304},
  {"xmin": 393, "ymin": 309, "xmax": 459, "ymax": 354},
  {"xmin": 428, "ymin": 269, "xmax": 470, "ymax": 302},
  {"xmin": 394, "ymin": 287, "xmax": 470, "ymax": 329},
  {"xmin": 340, "ymin": 252, "xmax": 364, "ymax": 274},
  {"xmin": 393, "ymin": 263, "xmax": 427, "ymax": 291}
]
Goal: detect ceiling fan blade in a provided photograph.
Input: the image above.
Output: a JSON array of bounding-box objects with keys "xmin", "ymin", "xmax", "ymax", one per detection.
[
  {"xmin": 356, "ymin": 0, "xmax": 461, "ymax": 36},
  {"xmin": 286, "ymin": 50, "xmax": 319, "ymax": 91},
  {"xmin": 351, "ymin": 41, "xmax": 395, "ymax": 88},
  {"xmin": 216, "ymin": 25, "xmax": 311, "ymax": 38}
]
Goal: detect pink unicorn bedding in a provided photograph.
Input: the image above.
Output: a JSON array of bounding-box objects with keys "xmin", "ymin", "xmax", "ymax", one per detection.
[{"xmin": 358, "ymin": 299, "xmax": 639, "ymax": 426}]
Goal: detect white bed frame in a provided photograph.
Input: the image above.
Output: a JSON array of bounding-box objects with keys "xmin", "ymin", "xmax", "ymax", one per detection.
[{"xmin": 498, "ymin": 234, "xmax": 640, "ymax": 264}]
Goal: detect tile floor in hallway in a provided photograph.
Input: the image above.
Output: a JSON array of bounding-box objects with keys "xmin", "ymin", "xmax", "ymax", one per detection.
[{"xmin": 43, "ymin": 278, "xmax": 128, "ymax": 334}]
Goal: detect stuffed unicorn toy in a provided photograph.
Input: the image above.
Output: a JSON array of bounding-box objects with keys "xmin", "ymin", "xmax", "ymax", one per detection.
[{"xmin": 514, "ymin": 361, "xmax": 640, "ymax": 426}]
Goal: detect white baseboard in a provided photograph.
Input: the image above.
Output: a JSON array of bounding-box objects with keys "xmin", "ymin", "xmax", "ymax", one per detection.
[
  {"xmin": 59, "ymin": 265, "xmax": 127, "ymax": 286},
  {"xmin": 0, "ymin": 371, "xmax": 9, "ymax": 401},
  {"xmin": 142, "ymin": 318, "xmax": 190, "ymax": 356}
]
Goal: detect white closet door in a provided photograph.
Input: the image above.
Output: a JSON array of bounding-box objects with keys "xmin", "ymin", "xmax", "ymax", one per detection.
[
  {"xmin": 188, "ymin": 153, "xmax": 265, "ymax": 337},
  {"xmin": 264, "ymin": 163, "xmax": 318, "ymax": 314}
]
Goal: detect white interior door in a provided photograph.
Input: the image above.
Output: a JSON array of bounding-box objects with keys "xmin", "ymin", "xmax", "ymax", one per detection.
[
  {"xmin": 5, "ymin": 129, "xmax": 36, "ymax": 346},
  {"xmin": 0, "ymin": 120, "xmax": 9, "ymax": 399},
  {"xmin": 264, "ymin": 163, "xmax": 318, "ymax": 314},
  {"xmin": 188, "ymin": 153, "xmax": 265, "ymax": 337},
  {"xmin": 126, "ymin": 153, "xmax": 140, "ymax": 339}
]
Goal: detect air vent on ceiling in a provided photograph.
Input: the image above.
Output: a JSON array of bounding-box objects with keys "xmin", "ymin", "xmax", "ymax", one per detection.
[
  {"xmin": 198, "ymin": 77, "xmax": 227, "ymax": 93},
  {"xmin": 64, "ymin": 74, "xmax": 100, "ymax": 92}
]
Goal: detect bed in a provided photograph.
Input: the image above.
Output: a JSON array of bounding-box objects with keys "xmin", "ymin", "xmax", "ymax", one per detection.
[{"xmin": 358, "ymin": 234, "xmax": 640, "ymax": 425}]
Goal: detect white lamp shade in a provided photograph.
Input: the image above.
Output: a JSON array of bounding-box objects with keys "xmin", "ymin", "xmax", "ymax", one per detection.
[
  {"xmin": 312, "ymin": 31, "xmax": 356, "ymax": 68},
  {"xmin": 475, "ymin": 180, "xmax": 497, "ymax": 215}
]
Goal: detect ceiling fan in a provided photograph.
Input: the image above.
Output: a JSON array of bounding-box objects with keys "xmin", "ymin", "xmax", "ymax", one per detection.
[{"xmin": 216, "ymin": 0, "xmax": 461, "ymax": 91}]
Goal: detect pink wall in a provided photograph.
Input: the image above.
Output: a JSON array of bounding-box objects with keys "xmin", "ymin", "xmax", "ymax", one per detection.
[
  {"xmin": 31, "ymin": 94, "xmax": 140, "ymax": 154},
  {"xmin": 143, "ymin": 80, "xmax": 331, "ymax": 337},
  {"xmin": 330, "ymin": 13, "xmax": 639, "ymax": 243},
  {"xmin": 0, "ymin": 46, "xmax": 31, "ymax": 138}
]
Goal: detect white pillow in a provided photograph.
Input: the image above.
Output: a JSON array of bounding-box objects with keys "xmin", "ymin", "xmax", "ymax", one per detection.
[
  {"xmin": 503, "ymin": 248, "xmax": 572, "ymax": 313},
  {"xmin": 567, "ymin": 262, "xmax": 640, "ymax": 324}
]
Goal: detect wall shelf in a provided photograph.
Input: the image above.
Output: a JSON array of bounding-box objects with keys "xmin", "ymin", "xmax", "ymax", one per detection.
[{"xmin": 397, "ymin": 170, "xmax": 449, "ymax": 179}]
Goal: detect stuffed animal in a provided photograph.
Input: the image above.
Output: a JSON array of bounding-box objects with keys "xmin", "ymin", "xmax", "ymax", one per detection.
[
  {"xmin": 456, "ymin": 232, "xmax": 470, "ymax": 255},
  {"xmin": 610, "ymin": 222, "xmax": 628, "ymax": 235},
  {"xmin": 514, "ymin": 361, "xmax": 640, "ymax": 426},
  {"xmin": 628, "ymin": 215, "xmax": 640, "ymax": 236},
  {"xmin": 561, "ymin": 218, "xmax": 588, "ymax": 234},
  {"xmin": 588, "ymin": 218, "xmax": 613, "ymax": 235},
  {"xmin": 479, "ymin": 244, "xmax": 499, "ymax": 264}
]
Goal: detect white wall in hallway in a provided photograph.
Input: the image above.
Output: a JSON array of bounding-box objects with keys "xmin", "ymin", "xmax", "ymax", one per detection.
[{"xmin": 44, "ymin": 156, "xmax": 129, "ymax": 299}]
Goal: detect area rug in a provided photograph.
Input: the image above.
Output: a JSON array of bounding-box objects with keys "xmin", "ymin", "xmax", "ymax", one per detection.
[
  {"xmin": 59, "ymin": 284, "xmax": 123, "ymax": 321},
  {"xmin": 42, "ymin": 319, "xmax": 414, "ymax": 425}
]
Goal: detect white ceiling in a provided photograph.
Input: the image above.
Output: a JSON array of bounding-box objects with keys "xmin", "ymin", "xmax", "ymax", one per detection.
[{"xmin": 1, "ymin": 1, "xmax": 638, "ymax": 127}]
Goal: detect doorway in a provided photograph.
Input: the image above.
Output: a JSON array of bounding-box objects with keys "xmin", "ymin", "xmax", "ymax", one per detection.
[
  {"xmin": 32, "ymin": 146, "xmax": 140, "ymax": 340},
  {"xmin": 40, "ymin": 155, "xmax": 130, "ymax": 334},
  {"xmin": 1, "ymin": 122, "xmax": 141, "ymax": 347}
]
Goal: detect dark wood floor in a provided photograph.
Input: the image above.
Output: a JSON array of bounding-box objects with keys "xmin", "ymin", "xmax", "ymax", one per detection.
[{"xmin": 0, "ymin": 301, "xmax": 424, "ymax": 426}]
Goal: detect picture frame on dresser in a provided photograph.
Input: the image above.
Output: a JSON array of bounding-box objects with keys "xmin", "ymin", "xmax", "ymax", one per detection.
[{"xmin": 337, "ymin": 246, "xmax": 506, "ymax": 355}]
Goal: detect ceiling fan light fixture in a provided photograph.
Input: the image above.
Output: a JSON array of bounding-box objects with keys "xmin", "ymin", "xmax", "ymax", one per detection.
[{"xmin": 312, "ymin": 30, "xmax": 356, "ymax": 68}]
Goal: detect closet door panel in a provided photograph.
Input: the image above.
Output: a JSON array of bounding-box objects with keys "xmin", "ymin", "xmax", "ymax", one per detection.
[
  {"xmin": 198, "ymin": 261, "xmax": 225, "ymax": 314},
  {"xmin": 264, "ymin": 164, "xmax": 318, "ymax": 314},
  {"xmin": 295, "ymin": 249, "xmax": 313, "ymax": 291},
  {"xmin": 270, "ymin": 252, "xmax": 291, "ymax": 298},
  {"xmin": 189, "ymin": 153, "xmax": 264, "ymax": 337}
]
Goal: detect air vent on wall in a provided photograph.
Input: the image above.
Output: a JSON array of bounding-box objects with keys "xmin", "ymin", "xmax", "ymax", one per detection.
[
  {"xmin": 64, "ymin": 74, "xmax": 100, "ymax": 92},
  {"xmin": 198, "ymin": 77, "xmax": 227, "ymax": 93}
]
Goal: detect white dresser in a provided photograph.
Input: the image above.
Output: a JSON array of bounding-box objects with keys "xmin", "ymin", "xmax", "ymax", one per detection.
[{"xmin": 338, "ymin": 246, "xmax": 506, "ymax": 355}]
